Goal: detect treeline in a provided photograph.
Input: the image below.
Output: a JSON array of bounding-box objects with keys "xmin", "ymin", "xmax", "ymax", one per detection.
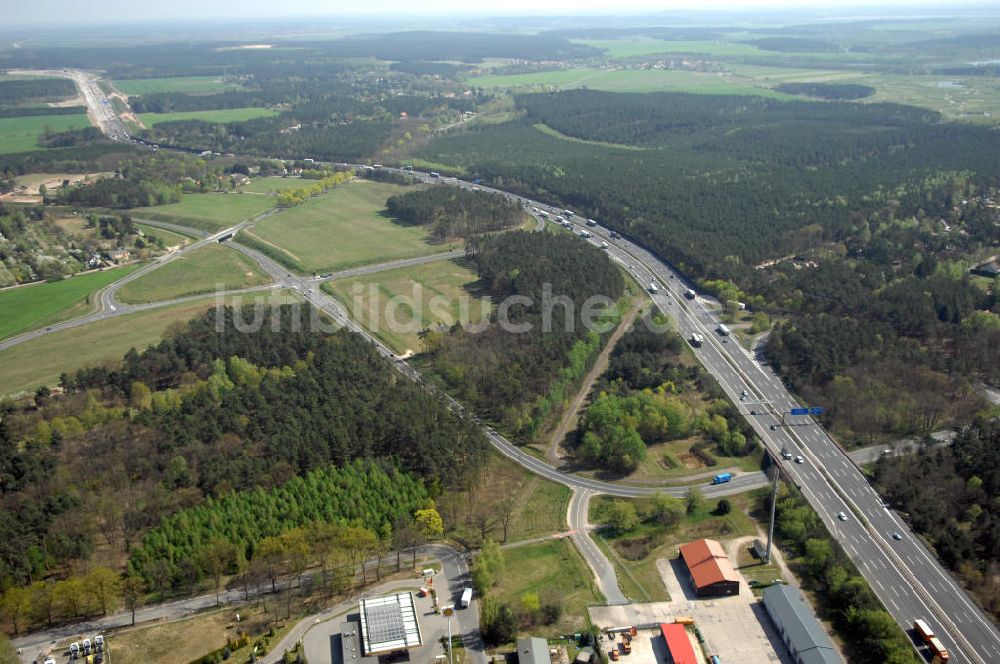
[
  {"xmin": 37, "ymin": 126, "xmax": 107, "ymax": 148},
  {"xmin": 129, "ymin": 460, "xmax": 428, "ymax": 585},
  {"xmin": 129, "ymin": 90, "xmax": 276, "ymax": 113},
  {"xmin": 774, "ymin": 485, "xmax": 921, "ymax": 664},
  {"xmin": 54, "ymin": 175, "xmax": 180, "ymax": 208},
  {"xmin": 385, "ymin": 186, "xmax": 524, "ymax": 240},
  {"xmin": 775, "ymin": 82, "xmax": 875, "ymax": 100},
  {"xmin": 0, "ymin": 106, "xmax": 86, "ymax": 118},
  {"xmin": 0, "ymin": 78, "xmax": 76, "ymax": 105},
  {"xmin": 276, "ymin": 170, "xmax": 353, "ymax": 207},
  {"xmin": 424, "ymin": 230, "xmax": 624, "ymax": 437},
  {"xmin": 874, "ymin": 417, "xmax": 1000, "ymax": 616},
  {"xmin": 141, "ymin": 117, "xmax": 392, "ymax": 162},
  {"xmin": 0, "ymin": 305, "xmax": 485, "ymax": 591}
]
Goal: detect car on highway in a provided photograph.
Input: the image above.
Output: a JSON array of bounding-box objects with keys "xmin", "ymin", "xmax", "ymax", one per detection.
[
  {"xmin": 782, "ymin": 450, "xmax": 792, "ymax": 460},
  {"xmin": 770, "ymin": 424, "xmax": 778, "ymax": 430},
  {"xmin": 794, "ymin": 455, "xmax": 805, "ymax": 464},
  {"xmin": 837, "ymin": 511, "xmax": 848, "ymax": 521},
  {"xmin": 891, "ymin": 532, "xmax": 903, "ymax": 541}
]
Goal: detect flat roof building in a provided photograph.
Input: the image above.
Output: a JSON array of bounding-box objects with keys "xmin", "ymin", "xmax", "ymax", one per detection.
[
  {"xmin": 516, "ymin": 636, "xmax": 551, "ymax": 664},
  {"xmin": 678, "ymin": 539, "xmax": 739, "ymax": 597},
  {"xmin": 762, "ymin": 584, "xmax": 842, "ymax": 664},
  {"xmin": 359, "ymin": 592, "xmax": 422, "ymax": 656},
  {"xmin": 660, "ymin": 623, "xmax": 698, "ymax": 664},
  {"xmin": 340, "ymin": 620, "xmax": 376, "ymax": 663}
]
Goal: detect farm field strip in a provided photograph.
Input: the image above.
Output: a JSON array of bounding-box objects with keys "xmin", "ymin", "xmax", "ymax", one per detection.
[
  {"xmin": 0, "ymin": 264, "xmax": 141, "ymax": 341},
  {"xmin": 0, "ymin": 112, "xmax": 92, "ymax": 154},
  {"xmin": 138, "ymin": 107, "xmax": 278, "ymax": 127}
]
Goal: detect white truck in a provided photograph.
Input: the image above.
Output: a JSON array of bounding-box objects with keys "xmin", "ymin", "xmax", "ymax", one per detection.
[
  {"xmin": 716, "ymin": 323, "xmax": 731, "ymax": 336},
  {"xmin": 461, "ymin": 587, "xmax": 473, "ymax": 608},
  {"xmin": 648, "ymin": 282, "xmax": 659, "ymax": 294},
  {"xmin": 689, "ymin": 333, "xmax": 704, "ymax": 347}
]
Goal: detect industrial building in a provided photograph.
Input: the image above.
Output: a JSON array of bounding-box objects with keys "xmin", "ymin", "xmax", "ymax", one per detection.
[
  {"xmin": 358, "ymin": 592, "xmax": 422, "ymax": 657},
  {"xmin": 678, "ymin": 539, "xmax": 740, "ymax": 597},
  {"xmin": 516, "ymin": 636, "xmax": 552, "ymax": 664},
  {"xmin": 659, "ymin": 623, "xmax": 698, "ymax": 664},
  {"xmin": 762, "ymin": 584, "xmax": 842, "ymax": 664}
]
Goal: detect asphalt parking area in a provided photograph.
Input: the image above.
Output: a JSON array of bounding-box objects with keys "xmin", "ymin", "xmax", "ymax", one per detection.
[{"xmin": 590, "ymin": 555, "xmax": 794, "ymax": 664}]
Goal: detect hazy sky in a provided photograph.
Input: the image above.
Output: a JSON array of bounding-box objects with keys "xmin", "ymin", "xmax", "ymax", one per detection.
[{"xmin": 4, "ymin": 0, "xmax": 978, "ymax": 28}]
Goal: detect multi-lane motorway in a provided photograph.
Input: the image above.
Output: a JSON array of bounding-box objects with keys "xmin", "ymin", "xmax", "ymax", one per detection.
[
  {"xmin": 451, "ymin": 179, "xmax": 998, "ymax": 664},
  {"xmin": 3, "ymin": 152, "xmax": 996, "ymax": 662}
]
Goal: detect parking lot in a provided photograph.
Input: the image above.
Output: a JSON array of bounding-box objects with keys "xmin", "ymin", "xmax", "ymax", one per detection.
[
  {"xmin": 34, "ymin": 635, "xmax": 109, "ymax": 664},
  {"xmin": 590, "ymin": 555, "xmax": 794, "ymax": 664}
]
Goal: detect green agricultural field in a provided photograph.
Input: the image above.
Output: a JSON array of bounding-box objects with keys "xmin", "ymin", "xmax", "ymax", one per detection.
[
  {"xmin": 139, "ymin": 108, "xmax": 277, "ymax": 127},
  {"xmin": 116, "ymin": 244, "xmax": 271, "ymax": 304},
  {"xmin": 0, "ymin": 264, "xmax": 141, "ymax": 341},
  {"xmin": 325, "ymin": 257, "xmax": 489, "ymax": 354},
  {"xmin": 240, "ymin": 176, "xmax": 312, "ymax": 194},
  {"xmin": 470, "ymin": 67, "xmax": 792, "ymax": 97},
  {"xmin": 494, "ymin": 539, "xmax": 604, "ymax": 636},
  {"xmin": 0, "ymin": 290, "xmax": 301, "ymax": 397},
  {"xmin": 577, "ymin": 38, "xmax": 766, "ymax": 58},
  {"xmin": 114, "ymin": 76, "xmax": 240, "ymax": 96},
  {"xmin": 247, "ymin": 180, "xmax": 454, "ymax": 274},
  {"xmin": 134, "ymin": 192, "xmax": 277, "ymax": 230},
  {"xmin": 0, "ymin": 113, "xmax": 92, "ymax": 154}
]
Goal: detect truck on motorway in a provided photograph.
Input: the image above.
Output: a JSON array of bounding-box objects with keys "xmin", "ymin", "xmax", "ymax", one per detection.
[
  {"xmin": 587, "ymin": 218, "xmax": 598, "ymax": 226},
  {"xmin": 460, "ymin": 587, "xmax": 473, "ymax": 608},
  {"xmin": 539, "ymin": 211, "xmax": 549, "ymax": 218},
  {"xmin": 716, "ymin": 323, "xmax": 731, "ymax": 336},
  {"xmin": 684, "ymin": 288, "xmax": 696, "ymax": 300},
  {"xmin": 563, "ymin": 209, "xmax": 575, "ymax": 217},
  {"xmin": 913, "ymin": 621, "xmax": 949, "ymax": 662},
  {"xmin": 689, "ymin": 332, "xmax": 704, "ymax": 347},
  {"xmin": 429, "ymin": 172, "xmax": 440, "ymax": 178},
  {"xmin": 648, "ymin": 282, "xmax": 659, "ymax": 293},
  {"xmin": 711, "ymin": 472, "xmax": 734, "ymax": 485},
  {"xmin": 601, "ymin": 241, "xmax": 609, "ymax": 249},
  {"xmin": 580, "ymin": 230, "xmax": 592, "ymax": 238}
]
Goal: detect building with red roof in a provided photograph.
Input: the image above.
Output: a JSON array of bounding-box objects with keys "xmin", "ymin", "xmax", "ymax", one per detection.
[
  {"xmin": 678, "ymin": 538, "xmax": 740, "ymax": 597},
  {"xmin": 660, "ymin": 623, "xmax": 698, "ymax": 664}
]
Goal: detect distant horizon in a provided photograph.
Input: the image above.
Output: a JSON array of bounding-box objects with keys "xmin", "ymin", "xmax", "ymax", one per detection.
[{"xmin": 3, "ymin": 0, "xmax": 999, "ymax": 31}]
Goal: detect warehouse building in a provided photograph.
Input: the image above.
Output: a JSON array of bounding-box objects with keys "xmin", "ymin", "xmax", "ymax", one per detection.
[
  {"xmin": 762, "ymin": 584, "xmax": 842, "ymax": 664},
  {"xmin": 659, "ymin": 623, "xmax": 698, "ymax": 664},
  {"xmin": 678, "ymin": 539, "xmax": 740, "ymax": 597}
]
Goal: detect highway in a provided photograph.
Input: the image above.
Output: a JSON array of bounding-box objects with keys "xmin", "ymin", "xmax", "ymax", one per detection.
[
  {"xmin": 522, "ymin": 199, "xmax": 997, "ymax": 664},
  {"xmin": 10, "ymin": 68, "xmax": 130, "ymax": 141},
  {"xmin": 4, "ymin": 159, "xmax": 996, "ymax": 662}
]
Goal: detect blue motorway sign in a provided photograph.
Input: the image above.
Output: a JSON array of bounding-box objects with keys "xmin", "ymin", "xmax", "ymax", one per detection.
[
  {"xmin": 809, "ymin": 407, "xmax": 824, "ymax": 415},
  {"xmin": 790, "ymin": 408, "xmax": 808, "ymax": 416}
]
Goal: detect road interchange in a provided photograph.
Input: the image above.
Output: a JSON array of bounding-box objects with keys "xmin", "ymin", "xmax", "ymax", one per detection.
[{"xmin": 3, "ymin": 157, "xmax": 996, "ymax": 662}]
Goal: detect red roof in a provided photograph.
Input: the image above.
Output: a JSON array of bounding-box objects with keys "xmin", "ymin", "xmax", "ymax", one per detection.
[
  {"xmin": 679, "ymin": 539, "xmax": 738, "ymax": 590},
  {"xmin": 660, "ymin": 623, "xmax": 697, "ymax": 664}
]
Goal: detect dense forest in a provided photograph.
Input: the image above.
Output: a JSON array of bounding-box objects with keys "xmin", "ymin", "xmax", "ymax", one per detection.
[
  {"xmin": 573, "ymin": 316, "xmax": 758, "ymax": 473},
  {"xmin": 0, "ymin": 305, "xmax": 485, "ymax": 608},
  {"xmin": 419, "ymin": 88, "xmax": 1000, "ymax": 444},
  {"xmin": 419, "ymin": 89, "xmax": 1000, "ymax": 276},
  {"xmin": 422, "ymin": 230, "xmax": 624, "ymax": 438},
  {"xmin": 385, "ymin": 186, "xmax": 525, "ymax": 240},
  {"xmin": 873, "ymin": 416, "xmax": 1000, "ymax": 616}
]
